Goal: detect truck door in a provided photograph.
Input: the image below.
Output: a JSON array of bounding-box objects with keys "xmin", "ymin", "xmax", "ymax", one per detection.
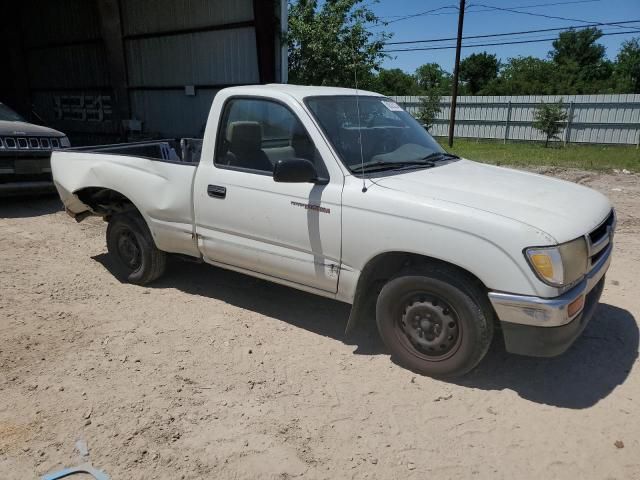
[{"xmin": 193, "ymin": 96, "xmax": 343, "ymax": 294}]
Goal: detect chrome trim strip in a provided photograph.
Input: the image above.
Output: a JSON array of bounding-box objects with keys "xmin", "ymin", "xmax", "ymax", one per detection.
[{"xmin": 489, "ymin": 243, "xmax": 612, "ymax": 327}]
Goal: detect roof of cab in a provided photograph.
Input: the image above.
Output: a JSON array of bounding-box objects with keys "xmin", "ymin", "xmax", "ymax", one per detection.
[{"xmin": 220, "ymin": 84, "xmax": 384, "ymax": 101}]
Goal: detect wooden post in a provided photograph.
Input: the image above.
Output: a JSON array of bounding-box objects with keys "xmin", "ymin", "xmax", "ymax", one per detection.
[
  {"xmin": 564, "ymin": 101, "xmax": 574, "ymax": 146},
  {"xmin": 504, "ymin": 101, "xmax": 512, "ymax": 144},
  {"xmin": 447, "ymin": 0, "xmax": 466, "ymax": 147}
]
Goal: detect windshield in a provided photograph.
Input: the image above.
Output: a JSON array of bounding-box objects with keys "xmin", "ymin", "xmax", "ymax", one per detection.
[
  {"xmin": 0, "ymin": 103, "xmax": 26, "ymax": 122},
  {"xmin": 305, "ymin": 96, "xmax": 447, "ymax": 173}
]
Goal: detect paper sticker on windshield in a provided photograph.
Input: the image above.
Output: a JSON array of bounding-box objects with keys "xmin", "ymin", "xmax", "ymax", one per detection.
[{"xmin": 381, "ymin": 100, "xmax": 403, "ymax": 112}]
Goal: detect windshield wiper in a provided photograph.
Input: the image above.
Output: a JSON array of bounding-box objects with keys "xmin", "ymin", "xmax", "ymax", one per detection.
[
  {"xmin": 421, "ymin": 152, "xmax": 460, "ymax": 162},
  {"xmin": 353, "ymin": 160, "xmax": 436, "ymax": 174}
]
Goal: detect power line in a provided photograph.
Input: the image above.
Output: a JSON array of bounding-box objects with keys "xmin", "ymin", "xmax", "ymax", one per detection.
[
  {"xmin": 383, "ymin": 5, "xmax": 459, "ymax": 25},
  {"xmin": 383, "ymin": 29, "xmax": 639, "ymax": 53},
  {"xmin": 385, "ymin": 20, "xmax": 640, "ymax": 45},
  {"xmin": 379, "ymin": 0, "xmax": 601, "ymax": 23},
  {"xmin": 473, "ymin": 3, "xmax": 640, "ymax": 33}
]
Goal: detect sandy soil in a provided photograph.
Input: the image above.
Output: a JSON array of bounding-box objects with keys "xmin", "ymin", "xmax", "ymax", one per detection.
[{"xmin": 1, "ymin": 168, "xmax": 639, "ymax": 480}]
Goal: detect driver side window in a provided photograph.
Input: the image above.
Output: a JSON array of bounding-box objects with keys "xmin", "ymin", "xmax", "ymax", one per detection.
[{"xmin": 215, "ymin": 98, "xmax": 327, "ymax": 177}]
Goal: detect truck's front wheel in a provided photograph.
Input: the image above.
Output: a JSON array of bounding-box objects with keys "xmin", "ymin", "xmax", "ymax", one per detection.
[
  {"xmin": 376, "ymin": 267, "xmax": 493, "ymax": 378},
  {"xmin": 106, "ymin": 212, "xmax": 166, "ymax": 285}
]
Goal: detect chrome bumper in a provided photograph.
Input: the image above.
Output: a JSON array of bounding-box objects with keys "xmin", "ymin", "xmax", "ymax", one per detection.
[{"xmin": 488, "ymin": 243, "xmax": 612, "ymax": 327}]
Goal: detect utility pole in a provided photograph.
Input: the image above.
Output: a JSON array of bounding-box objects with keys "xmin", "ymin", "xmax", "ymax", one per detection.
[{"xmin": 448, "ymin": 0, "xmax": 466, "ymax": 147}]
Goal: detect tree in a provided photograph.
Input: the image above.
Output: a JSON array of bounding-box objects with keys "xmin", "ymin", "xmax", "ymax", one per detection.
[
  {"xmin": 459, "ymin": 52, "xmax": 500, "ymax": 95},
  {"xmin": 549, "ymin": 28, "xmax": 613, "ymax": 93},
  {"xmin": 483, "ymin": 56, "xmax": 556, "ymax": 95},
  {"xmin": 373, "ymin": 68, "xmax": 420, "ymax": 96},
  {"xmin": 415, "ymin": 89, "xmax": 441, "ymax": 131},
  {"xmin": 415, "ymin": 63, "xmax": 451, "ymax": 94},
  {"xmin": 533, "ymin": 101, "xmax": 568, "ymax": 147},
  {"xmin": 287, "ymin": 0, "xmax": 390, "ymax": 88},
  {"xmin": 613, "ymin": 38, "xmax": 640, "ymax": 93}
]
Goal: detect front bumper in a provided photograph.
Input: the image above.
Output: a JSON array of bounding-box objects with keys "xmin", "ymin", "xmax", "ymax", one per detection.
[
  {"xmin": 0, "ymin": 180, "xmax": 56, "ymax": 197},
  {"xmin": 488, "ymin": 243, "xmax": 612, "ymax": 357}
]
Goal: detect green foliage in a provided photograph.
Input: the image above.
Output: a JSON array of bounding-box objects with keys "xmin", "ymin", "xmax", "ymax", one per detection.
[
  {"xmin": 613, "ymin": 38, "xmax": 640, "ymax": 93},
  {"xmin": 415, "ymin": 89, "xmax": 442, "ymax": 131},
  {"xmin": 459, "ymin": 53, "xmax": 500, "ymax": 95},
  {"xmin": 549, "ymin": 28, "xmax": 613, "ymax": 94},
  {"xmin": 373, "ymin": 68, "xmax": 421, "ymax": 96},
  {"xmin": 481, "ymin": 56, "xmax": 556, "ymax": 95},
  {"xmin": 415, "ymin": 63, "xmax": 451, "ymax": 94},
  {"xmin": 469, "ymin": 29, "xmax": 638, "ymax": 95},
  {"xmin": 286, "ymin": 0, "xmax": 390, "ymax": 88},
  {"xmin": 532, "ymin": 101, "xmax": 568, "ymax": 147}
]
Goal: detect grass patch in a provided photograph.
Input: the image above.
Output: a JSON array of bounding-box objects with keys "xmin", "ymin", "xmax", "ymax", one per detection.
[{"xmin": 437, "ymin": 138, "xmax": 640, "ymax": 171}]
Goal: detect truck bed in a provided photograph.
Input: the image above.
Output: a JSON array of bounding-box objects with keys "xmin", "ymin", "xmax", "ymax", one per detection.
[
  {"xmin": 67, "ymin": 138, "xmax": 203, "ymax": 164},
  {"xmin": 51, "ymin": 145, "xmax": 201, "ymax": 258}
]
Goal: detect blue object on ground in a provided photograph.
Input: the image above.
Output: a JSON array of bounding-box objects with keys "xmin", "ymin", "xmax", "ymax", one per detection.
[{"xmin": 41, "ymin": 463, "xmax": 110, "ymax": 480}]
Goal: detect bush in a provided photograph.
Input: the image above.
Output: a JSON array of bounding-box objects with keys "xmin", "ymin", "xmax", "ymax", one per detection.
[
  {"xmin": 533, "ymin": 101, "xmax": 568, "ymax": 147},
  {"xmin": 415, "ymin": 89, "xmax": 442, "ymax": 131}
]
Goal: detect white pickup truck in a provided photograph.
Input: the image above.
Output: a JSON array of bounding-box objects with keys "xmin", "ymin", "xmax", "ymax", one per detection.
[{"xmin": 52, "ymin": 85, "xmax": 615, "ymax": 377}]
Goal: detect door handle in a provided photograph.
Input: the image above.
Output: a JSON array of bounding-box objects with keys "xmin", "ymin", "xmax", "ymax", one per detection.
[{"xmin": 207, "ymin": 185, "xmax": 226, "ymax": 199}]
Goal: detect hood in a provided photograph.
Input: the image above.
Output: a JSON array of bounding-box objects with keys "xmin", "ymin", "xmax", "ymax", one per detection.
[
  {"xmin": 0, "ymin": 120, "xmax": 65, "ymax": 137},
  {"xmin": 374, "ymin": 159, "xmax": 612, "ymax": 243}
]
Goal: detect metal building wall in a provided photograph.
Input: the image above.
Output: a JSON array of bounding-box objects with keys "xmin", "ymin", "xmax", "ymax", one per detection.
[
  {"xmin": 17, "ymin": 0, "xmax": 118, "ymax": 145},
  {"xmin": 2, "ymin": 0, "xmax": 284, "ymax": 144},
  {"xmin": 394, "ymin": 94, "xmax": 640, "ymax": 146},
  {"xmin": 122, "ymin": 0, "xmax": 261, "ymax": 137}
]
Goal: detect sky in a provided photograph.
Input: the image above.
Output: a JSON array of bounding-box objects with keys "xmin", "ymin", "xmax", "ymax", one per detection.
[{"xmin": 367, "ymin": 0, "xmax": 640, "ymax": 74}]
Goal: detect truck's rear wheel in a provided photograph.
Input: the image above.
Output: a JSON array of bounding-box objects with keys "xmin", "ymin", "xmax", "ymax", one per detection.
[
  {"xmin": 106, "ymin": 212, "xmax": 166, "ymax": 285},
  {"xmin": 376, "ymin": 267, "xmax": 493, "ymax": 378}
]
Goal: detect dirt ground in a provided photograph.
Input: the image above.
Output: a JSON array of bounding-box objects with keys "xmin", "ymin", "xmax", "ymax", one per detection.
[{"xmin": 1, "ymin": 168, "xmax": 639, "ymax": 480}]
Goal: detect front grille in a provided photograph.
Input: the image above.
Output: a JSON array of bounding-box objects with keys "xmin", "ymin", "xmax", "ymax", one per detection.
[
  {"xmin": 586, "ymin": 209, "xmax": 615, "ymax": 270},
  {"xmin": 1, "ymin": 136, "xmax": 61, "ymax": 150}
]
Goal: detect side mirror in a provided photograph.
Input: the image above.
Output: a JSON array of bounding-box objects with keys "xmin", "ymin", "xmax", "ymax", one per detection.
[{"xmin": 273, "ymin": 158, "xmax": 327, "ymax": 184}]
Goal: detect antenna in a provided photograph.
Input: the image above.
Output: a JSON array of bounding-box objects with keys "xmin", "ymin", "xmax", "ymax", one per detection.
[{"xmin": 353, "ymin": 52, "xmax": 367, "ymax": 193}]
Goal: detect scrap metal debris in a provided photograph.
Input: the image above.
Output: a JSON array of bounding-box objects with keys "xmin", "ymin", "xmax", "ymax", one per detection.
[{"xmin": 41, "ymin": 463, "xmax": 109, "ymax": 480}]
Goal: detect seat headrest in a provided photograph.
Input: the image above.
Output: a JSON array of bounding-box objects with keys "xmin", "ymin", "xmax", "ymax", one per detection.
[
  {"xmin": 292, "ymin": 127, "xmax": 314, "ymax": 159},
  {"xmin": 227, "ymin": 121, "xmax": 263, "ymax": 153}
]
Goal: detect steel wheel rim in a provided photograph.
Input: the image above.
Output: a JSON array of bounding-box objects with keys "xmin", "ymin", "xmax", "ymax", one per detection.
[
  {"xmin": 395, "ymin": 291, "xmax": 462, "ymax": 361},
  {"xmin": 116, "ymin": 228, "xmax": 142, "ymax": 270}
]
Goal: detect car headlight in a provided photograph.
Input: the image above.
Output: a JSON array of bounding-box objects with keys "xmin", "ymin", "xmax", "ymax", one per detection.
[
  {"xmin": 525, "ymin": 236, "xmax": 588, "ymax": 287},
  {"xmin": 60, "ymin": 136, "xmax": 71, "ymax": 148}
]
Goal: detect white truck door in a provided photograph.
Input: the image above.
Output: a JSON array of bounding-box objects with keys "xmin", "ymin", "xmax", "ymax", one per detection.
[{"xmin": 193, "ymin": 96, "xmax": 343, "ymax": 293}]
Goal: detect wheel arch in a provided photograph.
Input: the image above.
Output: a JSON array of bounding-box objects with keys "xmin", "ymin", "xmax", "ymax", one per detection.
[
  {"xmin": 73, "ymin": 186, "xmax": 144, "ymax": 221},
  {"xmin": 345, "ymin": 250, "xmax": 491, "ymax": 333}
]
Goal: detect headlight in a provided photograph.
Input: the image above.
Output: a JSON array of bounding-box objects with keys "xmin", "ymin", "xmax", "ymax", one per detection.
[
  {"xmin": 525, "ymin": 237, "xmax": 588, "ymax": 287},
  {"xmin": 60, "ymin": 136, "xmax": 71, "ymax": 148}
]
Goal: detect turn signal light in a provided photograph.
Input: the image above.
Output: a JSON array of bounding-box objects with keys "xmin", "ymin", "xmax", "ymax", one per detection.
[
  {"xmin": 567, "ymin": 295, "xmax": 585, "ymax": 317},
  {"xmin": 530, "ymin": 253, "xmax": 554, "ymax": 279}
]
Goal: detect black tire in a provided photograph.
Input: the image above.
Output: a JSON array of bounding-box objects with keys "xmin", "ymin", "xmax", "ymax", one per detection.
[
  {"xmin": 376, "ymin": 266, "xmax": 493, "ymax": 378},
  {"xmin": 106, "ymin": 212, "xmax": 166, "ymax": 285}
]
